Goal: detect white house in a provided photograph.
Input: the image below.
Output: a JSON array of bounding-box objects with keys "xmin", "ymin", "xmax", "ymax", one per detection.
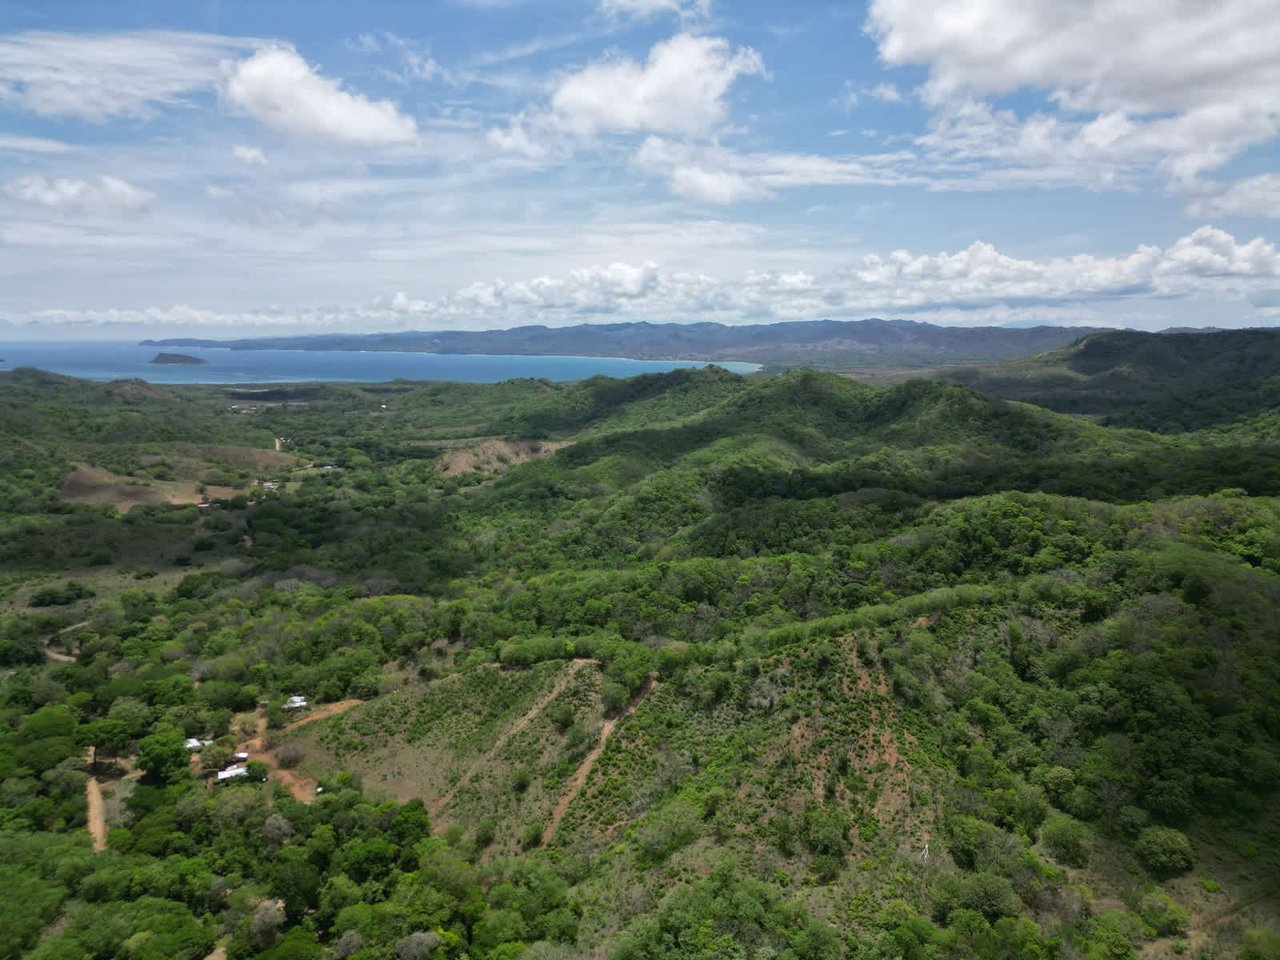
[
  {"xmin": 284, "ymin": 695, "xmax": 309, "ymax": 711},
  {"xmin": 216, "ymin": 765, "xmax": 248, "ymax": 782},
  {"xmin": 184, "ymin": 738, "xmax": 213, "ymax": 751}
]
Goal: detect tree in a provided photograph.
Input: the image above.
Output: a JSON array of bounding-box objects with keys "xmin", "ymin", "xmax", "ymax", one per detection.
[
  {"xmin": 136, "ymin": 727, "xmax": 189, "ymax": 784},
  {"xmin": 276, "ymin": 741, "xmax": 305, "ymax": 769},
  {"xmin": 264, "ymin": 813, "xmax": 294, "ymax": 851},
  {"xmin": 78, "ymin": 719, "xmax": 132, "ymax": 759},
  {"xmin": 199, "ymin": 743, "xmax": 234, "ymax": 771},
  {"xmin": 1134, "ymin": 827, "xmax": 1194, "ymax": 878},
  {"xmin": 250, "ymin": 900, "xmax": 285, "ymax": 951},
  {"xmin": 395, "ymin": 931, "xmax": 443, "ymax": 960},
  {"xmin": 1041, "ymin": 815, "xmax": 1089, "ymax": 867}
]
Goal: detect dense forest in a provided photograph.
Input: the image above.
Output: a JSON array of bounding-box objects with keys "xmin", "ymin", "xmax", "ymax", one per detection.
[
  {"xmin": 0, "ymin": 355, "xmax": 1277, "ymax": 960},
  {"xmin": 938, "ymin": 328, "xmax": 1280, "ymax": 434}
]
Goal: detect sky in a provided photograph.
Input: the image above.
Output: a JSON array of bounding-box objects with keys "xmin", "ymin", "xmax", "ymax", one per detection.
[{"xmin": 1, "ymin": 0, "xmax": 1279, "ymax": 340}]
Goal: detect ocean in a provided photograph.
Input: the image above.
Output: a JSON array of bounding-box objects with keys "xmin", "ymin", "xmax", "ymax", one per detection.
[{"xmin": 0, "ymin": 341, "xmax": 760, "ymax": 384}]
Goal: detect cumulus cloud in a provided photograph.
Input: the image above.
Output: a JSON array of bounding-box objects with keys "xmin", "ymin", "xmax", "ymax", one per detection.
[
  {"xmin": 400, "ymin": 226, "xmax": 1276, "ymax": 323},
  {"xmin": 231, "ymin": 144, "xmax": 268, "ymax": 166},
  {"xmin": 0, "ymin": 30, "xmax": 254, "ymax": 121},
  {"xmin": 5, "ymin": 174, "xmax": 153, "ymax": 215},
  {"xmin": 865, "ymin": 0, "xmax": 1280, "ymax": 182},
  {"xmin": 1186, "ymin": 175, "xmax": 1280, "ymax": 220},
  {"xmin": 221, "ymin": 46, "xmax": 418, "ymax": 145},
  {"xmin": 34, "ymin": 226, "xmax": 1271, "ymax": 332},
  {"xmin": 551, "ymin": 34, "xmax": 763, "ymax": 138},
  {"xmin": 492, "ymin": 32, "xmax": 764, "ymax": 155}
]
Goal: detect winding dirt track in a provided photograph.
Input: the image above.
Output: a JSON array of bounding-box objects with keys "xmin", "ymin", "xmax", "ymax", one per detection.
[
  {"xmin": 541, "ymin": 675, "xmax": 657, "ymax": 846},
  {"xmin": 44, "ymin": 620, "xmax": 91, "ymax": 663},
  {"xmin": 429, "ymin": 660, "xmax": 593, "ymax": 817},
  {"xmin": 283, "ymin": 699, "xmax": 362, "ymax": 732}
]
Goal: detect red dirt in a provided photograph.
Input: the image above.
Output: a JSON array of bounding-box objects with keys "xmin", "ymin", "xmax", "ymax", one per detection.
[
  {"xmin": 84, "ymin": 748, "xmax": 107, "ymax": 852},
  {"xmin": 283, "ymin": 699, "xmax": 363, "ymax": 732},
  {"xmin": 230, "ymin": 708, "xmax": 319, "ymax": 802}
]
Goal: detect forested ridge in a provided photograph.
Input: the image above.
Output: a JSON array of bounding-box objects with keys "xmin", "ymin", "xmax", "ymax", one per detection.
[
  {"xmin": 938, "ymin": 327, "xmax": 1280, "ymax": 433},
  {"xmin": 0, "ymin": 361, "xmax": 1277, "ymax": 960}
]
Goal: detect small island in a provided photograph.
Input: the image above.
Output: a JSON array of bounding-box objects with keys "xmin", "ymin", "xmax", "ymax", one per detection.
[{"xmin": 149, "ymin": 352, "xmax": 208, "ymax": 365}]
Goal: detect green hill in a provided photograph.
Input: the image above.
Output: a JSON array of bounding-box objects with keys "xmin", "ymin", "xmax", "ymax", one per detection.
[
  {"xmin": 0, "ymin": 365, "xmax": 1277, "ymax": 960},
  {"xmin": 938, "ymin": 328, "xmax": 1280, "ymax": 432}
]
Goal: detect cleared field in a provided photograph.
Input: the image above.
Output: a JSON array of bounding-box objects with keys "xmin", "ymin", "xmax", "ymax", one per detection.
[
  {"xmin": 437, "ymin": 438, "xmax": 571, "ymax": 478},
  {"xmin": 59, "ymin": 463, "xmax": 238, "ymax": 509},
  {"xmin": 291, "ymin": 660, "xmax": 607, "ymax": 855}
]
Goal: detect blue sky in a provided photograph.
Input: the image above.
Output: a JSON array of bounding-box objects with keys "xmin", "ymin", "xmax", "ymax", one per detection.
[{"xmin": 1, "ymin": 0, "xmax": 1278, "ymax": 338}]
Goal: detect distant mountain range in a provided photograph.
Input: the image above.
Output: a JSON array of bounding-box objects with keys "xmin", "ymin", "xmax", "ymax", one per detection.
[{"xmin": 144, "ymin": 318, "xmax": 1103, "ymax": 371}]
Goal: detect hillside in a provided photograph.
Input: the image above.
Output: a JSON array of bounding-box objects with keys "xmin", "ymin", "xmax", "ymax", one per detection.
[
  {"xmin": 937, "ymin": 327, "xmax": 1280, "ymax": 432},
  {"xmin": 143, "ymin": 317, "xmax": 1102, "ymax": 372},
  {"xmin": 0, "ymin": 366, "xmax": 1277, "ymax": 960}
]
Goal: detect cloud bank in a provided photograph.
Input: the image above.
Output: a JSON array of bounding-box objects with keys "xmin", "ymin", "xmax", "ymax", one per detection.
[{"xmin": 13, "ymin": 227, "xmax": 1276, "ymax": 334}]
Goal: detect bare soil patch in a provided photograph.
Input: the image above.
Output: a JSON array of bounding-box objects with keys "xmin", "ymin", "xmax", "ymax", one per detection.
[
  {"xmin": 84, "ymin": 749, "xmax": 107, "ymax": 852},
  {"xmin": 59, "ymin": 463, "xmax": 238, "ymax": 510},
  {"xmin": 284, "ymin": 699, "xmax": 363, "ymax": 733},
  {"xmin": 438, "ymin": 439, "xmax": 571, "ymax": 478}
]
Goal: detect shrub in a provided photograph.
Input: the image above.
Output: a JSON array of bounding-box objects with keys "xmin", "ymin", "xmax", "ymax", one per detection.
[
  {"xmin": 1117, "ymin": 805, "xmax": 1150, "ymax": 837},
  {"xmin": 1134, "ymin": 827, "xmax": 1195, "ymax": 878},
  {"xmin": 521, "ymin": 821, "xmax": 544, "ymax": 849},
  {"xmin": 29, "ymin": 581, "xmax": 94, "ymax": 607},
  {"xmin": 1041, "ymin": 814, "xmax": 1089, "ymax": 867},
  {"xmin": 276, "ymin": 742, "xmax": 305, "ymax": 769},
  {"xmin": 1136, "ymin": 891, "xmax": 1188, "ymax": 937}
]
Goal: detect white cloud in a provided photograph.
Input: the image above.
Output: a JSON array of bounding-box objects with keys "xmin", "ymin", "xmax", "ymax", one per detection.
[
  {"xmin": 221, "ymin": 46, "xmax": 418, "ymax": 145},
  {"xmin": 633, "ymin": 136, "xmax": 918, "ymax": 203},
  {"xmin": 865, "ymin": 0, "xmax": 1280, "ymax": 182},
  {"xmin": 0, "ymin": 30, "xmax": 254, "ymax": 121},
  {"xmin": 1186, "ymin": 175, "xmax": 1280, "ymax": 220},
  {"xmin": 668, "ymin": 166, "xmax": 769, "ymax": 204},
  {"xmin": 548, "ymin": 33, "xmax": 764, "ymax": 139},
  {"xmin": 379, "ymin": 226, "xmax": 1280, "ymax": 323},
  {"xmin": 4, "ymin": 175, "xmax": 153, "ymax": 215},
  {"xmin": 599, "ymin": 0, "xmax": 711, "ymax": 19},
  {"xmin": 840, "ymin": 80, "xmax": 904, "ymax": 109},
  {"xmin": 231, "ymin": 144, "xmax": 268, "ymax": 166},
  {"xmin": 34, "ymin": 225, "xmax": 1270, "ymax": 332},
  {"xmin": 0, "ymin": 135, "xmax": 76, "ymax": 154}
]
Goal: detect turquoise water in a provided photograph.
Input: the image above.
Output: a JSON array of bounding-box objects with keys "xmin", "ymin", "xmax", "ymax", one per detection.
[{"xmin": 0, "ymin": 341, "xmax": 759, "ymax": 384}]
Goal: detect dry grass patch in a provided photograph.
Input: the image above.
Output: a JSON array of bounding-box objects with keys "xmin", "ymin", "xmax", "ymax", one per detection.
[{"xmin": 438, "ymin": 439, "xmax": 571, "ymax": 478}]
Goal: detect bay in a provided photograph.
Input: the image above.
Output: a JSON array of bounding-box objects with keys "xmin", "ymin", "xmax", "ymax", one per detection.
[{"xmin": 0, "ymin": 341, "xmax": 760, "ymax": 384}]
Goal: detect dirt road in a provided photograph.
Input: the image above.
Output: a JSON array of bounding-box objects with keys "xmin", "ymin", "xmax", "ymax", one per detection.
[
  {"xmin": 541, "ymin": 675, "xmax": 657, "ymax": 846},
  {"xmin": 283, "ymin": 699, "xmax": 362, "ymax": 733},
  {"xmin": 85, "ymin": 775, "xmax": 107, "ymax": 852},
  {"xmin": 430, "ymin": 660, "xmax": 592, "ymax": 816}
]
